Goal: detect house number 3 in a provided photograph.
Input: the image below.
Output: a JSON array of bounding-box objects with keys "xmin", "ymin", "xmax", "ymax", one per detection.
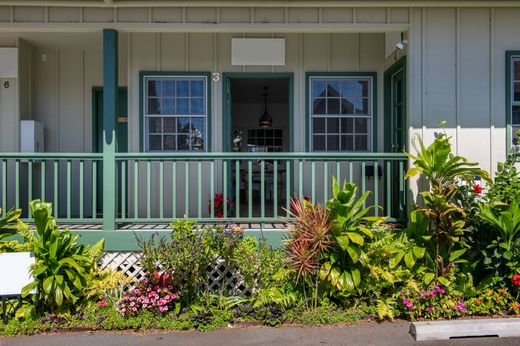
[{"xmin": 3, "ymin": 81, "xmax": 8, "ymax": 88}]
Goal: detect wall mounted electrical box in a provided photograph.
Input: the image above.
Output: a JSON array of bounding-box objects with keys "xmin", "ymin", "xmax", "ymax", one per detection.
[{"xmin": 20, "ymin": 120, "xmax": 44, "ymax": 153}]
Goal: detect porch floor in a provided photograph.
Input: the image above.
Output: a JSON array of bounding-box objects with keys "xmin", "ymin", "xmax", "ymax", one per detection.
[{"xmin": 27, "ymin": 222, "xmax": 290, "ymax": 231}]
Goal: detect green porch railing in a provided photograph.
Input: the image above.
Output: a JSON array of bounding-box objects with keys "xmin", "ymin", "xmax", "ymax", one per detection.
[
  {"xmin": 114, "ymin": 152, "xmax": 408, "ymax": 224},
  {"xmin": 0, "ymin": 152, "xmax": 408, "ymax": 226},
  {"xmin": 0, "ymin": 153, "xmax": 103, "ymax": 223}
]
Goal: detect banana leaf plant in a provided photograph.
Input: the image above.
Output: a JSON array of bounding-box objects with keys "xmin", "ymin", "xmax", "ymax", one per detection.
[
  {"xmin": 319, "ymin": 178, "xmax": 384, "ymax": 294},
  {"xmin": 20, "ymin": 200, "xmax": 104, "ymax": 315}
]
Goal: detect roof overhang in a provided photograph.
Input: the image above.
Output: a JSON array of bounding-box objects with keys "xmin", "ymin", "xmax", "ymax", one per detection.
[{"xmin": 1, "ymin": 1, "xmax": 520, "ymax": 8}]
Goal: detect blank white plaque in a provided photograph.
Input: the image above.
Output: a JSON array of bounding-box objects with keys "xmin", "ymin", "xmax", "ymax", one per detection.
[
  {"xmin": 0, "ymin": 252, "xmax": 35, "ymax": 296},
  {"xmin": 231, "ymin": 38, "xmax": 285, "ymax": 66}
]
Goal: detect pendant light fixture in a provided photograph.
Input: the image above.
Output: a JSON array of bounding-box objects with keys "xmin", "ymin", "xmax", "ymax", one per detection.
[{"xmin": 259, "ymin": 86, "xmax": 272, "ymax": 128}]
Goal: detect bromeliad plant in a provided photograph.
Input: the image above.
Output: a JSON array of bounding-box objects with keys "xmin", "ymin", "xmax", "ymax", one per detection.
[
  {"xmin": 319, "ymin": 179, "xmax": 383, "ymax": 295},
  {"xmin": 20, "ymin": 200, "xmax": 104, "ymax": 315}
]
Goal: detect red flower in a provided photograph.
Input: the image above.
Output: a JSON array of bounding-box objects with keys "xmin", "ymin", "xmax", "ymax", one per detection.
[
  {"xmin": 473, "ymin": 184, "xmax": 483, "ymax": 194},
  {"xmin": 512, "ymin": 274, "xmax": 520, "ymax": 286},
  {"xmin": 96, "ymin": 300, "xmax": 108, "ymax": 307}
]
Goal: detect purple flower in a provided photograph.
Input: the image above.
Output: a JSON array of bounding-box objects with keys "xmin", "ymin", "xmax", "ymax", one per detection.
[
  {"xmin": 406, "ymin": 303, "xmax": 413, "ymax": 309},
  {"xmin": 429, "ymin": 290, "xmax": 435, "ymax": 296},
  {"xmin": 420, "ymin": 290, "xmax": 426, "ymax": 297},
  {"xmin": 403, "ymin": 299, "xmax": 409, "ymax": 305}
]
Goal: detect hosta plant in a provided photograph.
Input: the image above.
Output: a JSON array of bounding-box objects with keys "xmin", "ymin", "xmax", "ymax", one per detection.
[
  {"xmin": 319, "ymin": 179, "xmax": 383, "ymax": 295},
  {"xmin": 20, "ymin": 200, "xmax": 104, "ymax": 315}
]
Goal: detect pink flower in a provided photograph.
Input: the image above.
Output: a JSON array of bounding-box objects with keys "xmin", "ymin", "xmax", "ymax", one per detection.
[
  {"xmin": 420, "ymin": 290, "xmax": 426, "ymax": 297},
  {"xmin": 403, "ymin": 299, "xmax": 409, "ymax": 305},
  {"xmin": 147, "ymin": 287, "xmax": 152, "ymax": 292},
  {"xmin": 406, "ymin": 303, "xmax": 413, "ymax": 309},
  {"xmin": 134, "ymin": 289, "xmax": 141, "ymax": 295},
  {"xmin": 427, "ymin": 307, "xmax": 433, "ymax": 313},
  {"xmin": 429, "ymin": 290, "xmax": 435, "ymax": 296}
]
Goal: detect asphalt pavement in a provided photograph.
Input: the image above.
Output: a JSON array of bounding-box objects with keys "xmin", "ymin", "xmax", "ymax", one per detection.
[{"xmin": 1, "ymin": 321, "xmax": 520, "ymax": 346}]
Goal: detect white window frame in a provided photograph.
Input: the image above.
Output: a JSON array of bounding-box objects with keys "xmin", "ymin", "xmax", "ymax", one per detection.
[
  {"xmin": 308, "ymin": 75, "xmax": 374, "ymax": 152},
  {"xmin": 142, "ymin": 74, "xmax": 208, "ymax": 152}
]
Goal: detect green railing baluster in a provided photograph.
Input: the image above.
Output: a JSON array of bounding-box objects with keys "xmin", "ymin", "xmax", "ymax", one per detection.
[
  {"xmin": 361, "ymin": 161, "xmax": 366, "ymax": 209},
  {"xmin": 210, "ymin": 161, "xmax": 215, "ymax": 218},
  {"xmin": 159, "ymin": 160, "xmax": 164, "ymax": 220},
  {"xmin": 336, "ymin": 162, "xmax": 341, "ymax": 184},
  {"xmin": 286, "ymin": 160, "xmax": 291, "ymax": 218},
  {"xmin": 273, "ymin": 160, "xmax": 278, "ymax": 217},
  {"xmin": 15, "ymin": 160, "xmax": 19, "ymax": 209},
  {"xmin": 147, "ymin": 160, "xmax": 151, "ymax": 219},
  {"xmin": 386, "ymin": 160, "xmax": 391, "ymax": 217},
  {"xmin": 134, "ymin": 160, "xmax": 139, "ymax": 219},
  {"xmin": 349, "ymin": 161, "xmax": 353, "ymax": 183},
  {"xmin": 1, "ymin": 160, "xmax": 5, "ymax": 212},
  {"xmin": 311, "ymin": 161, "xmax": 316, "ymax": 204},
  {"xmin": 248, "ymin": 160, "xmax": 252, "ymax": 218},
  {"xmin": 28, "ymin": 161, "xmax": 33, "ymax": 218},
  {"xmin": 79, "ymin": 160, "xmax": 84, "ymax": 220},
  {"xmin": 41, "ymin": 160, "xmax": 46, "ymax": 203},
  {"xmin": 53, "ymin": 160, "xmax": 58, "ymax": 218},
  {"xmin": 172, "ymin": 161, "xmax": 177, "ymax": 218},
  {"xmin": 298, "ymin": 160, "xmax": 303, "ymax": 197},
  {"xmin": 121, "ymin": 160, "xmax": 126, "ymax": 220},
  {"xmin": 66, "ymin": 160, "xmax": 71, "ymax": 219},
  {"xmin": 399, "ymin": 161, "xmax": 405, "ymax": 220},
  {"xmin": 197, "ymin": 160, "xmax": 202, "ymax": 219},
  {"xmin": 185, "ymin": 161, "xmax": 189, "ymax": 216},
  {"xmin": 374, "ymin": 161, "xmax": 378, "ymax": 216},
  {"xmin": 234, "ymin": 160, "xmax": 239, "ymax": 219},
  {"xmin": 260, "ymin": 160, "xmax": 265, "ymax": 219},
  {"xmin": 323, "ymin": 161, "xmax": 328, "ymax": 202},
  {"xmin": 92, "ymin": 161, "xmax": 97, "ymax": 219},
  {"xmin": 223, "ymin": 160, "xmax": 228, "ymax": 219}
]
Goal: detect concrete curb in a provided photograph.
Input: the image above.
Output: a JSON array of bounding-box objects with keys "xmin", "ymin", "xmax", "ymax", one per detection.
[{"xmin": 410, "ymin": 318, "xmax": 520, "ymax": 341}]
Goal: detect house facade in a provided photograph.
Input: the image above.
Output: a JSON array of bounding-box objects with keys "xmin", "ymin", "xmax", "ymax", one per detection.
[{"xmin": 0, "ymin": 0, "xmax": 518, "ymax": 249}]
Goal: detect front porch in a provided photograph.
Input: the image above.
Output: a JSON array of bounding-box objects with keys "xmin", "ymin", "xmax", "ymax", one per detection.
[
  {"xmin": 0, "ymin": 10, "xmax": 412, "ymax": 249},
  {"xmin": 0, "ymin": 151, "xmax": 408, "ymax": 249}
]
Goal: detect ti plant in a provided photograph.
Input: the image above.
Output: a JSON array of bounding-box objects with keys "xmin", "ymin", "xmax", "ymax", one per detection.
[
  {"xmin": 284, "ymin": 196, "xmax": 331, "ymax": 309},
  {"xmin": 20, "ymin": 200, "xmax": 104, "ymax": 315},
  {"xmin": 405, "ymin": 130, "xmax": 491, "ymax": 283},
  {"xmin": 319, "ymin": 178, "xmax": 383, "ymax": 295}
]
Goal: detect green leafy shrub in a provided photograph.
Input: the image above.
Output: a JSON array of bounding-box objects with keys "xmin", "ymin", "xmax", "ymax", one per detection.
[
  {"xmin": 20, "ymin": 200, "xmax": 104, "ymax": 315},
  {"xmin": 465, "ymin": 288, "xmax": 515, "ymax": 316},
  {"xmin": 0, "ymin": 207, "xmax": 29, "ymax": 253},
  {"xmin": 319, "ymin": 179, "xmax": 383, "ymax": 295}
]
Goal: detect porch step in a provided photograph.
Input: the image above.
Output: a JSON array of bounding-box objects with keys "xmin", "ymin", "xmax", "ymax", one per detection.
[{"xmin": 409, "ymin": 318, "xmax": 520, "ymax": 341}]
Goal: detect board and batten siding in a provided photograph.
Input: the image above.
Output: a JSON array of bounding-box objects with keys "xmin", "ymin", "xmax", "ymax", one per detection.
[
  {"xmin": 128, "ymin": 32, "xmax": 385, "ymax": 154},
  {"xmin": 408, "ymin": 7, "xmax": 520, "ymax": 180}
]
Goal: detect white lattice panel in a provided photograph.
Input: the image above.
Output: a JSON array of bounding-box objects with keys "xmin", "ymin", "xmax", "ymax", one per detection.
[{"xmin": 98, "ymin": 252, "xmax": 250, "ymax": 296}]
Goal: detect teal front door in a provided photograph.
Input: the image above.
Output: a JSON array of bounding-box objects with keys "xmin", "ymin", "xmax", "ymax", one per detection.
[
  {"xmin": 384, "ymin": 58, "xmax": 406, "ymax": 220},
  {"xmin": 93, "ymin": 87, "xmax": 128, "ymax": 216}
]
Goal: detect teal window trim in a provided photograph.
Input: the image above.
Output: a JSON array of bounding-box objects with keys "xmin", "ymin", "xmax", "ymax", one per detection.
[
  {"xmin": 139, "ymin": 71, "xmax": 212, "ymax": 152},
  {"xmin": 383, "ymin": 56, "xmax": 407, "ymax": 152},
  {"xmin": 506, "ymin": 51, "xmax": 520, "ymax": 150},
  {"xmin": 305, "ymin": 72, "xmax": 378, "ymax": 152}
]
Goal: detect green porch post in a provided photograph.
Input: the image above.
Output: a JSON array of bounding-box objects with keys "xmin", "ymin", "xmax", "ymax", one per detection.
[{"xmin": 102, "ymin": 29, "xmax": 118, "ymax": 230}]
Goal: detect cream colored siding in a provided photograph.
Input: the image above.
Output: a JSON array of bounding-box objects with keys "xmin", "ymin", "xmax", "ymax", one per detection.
[{"xmin": 408, "ymin": 7, "xmax": 520, "ymax": 180}]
